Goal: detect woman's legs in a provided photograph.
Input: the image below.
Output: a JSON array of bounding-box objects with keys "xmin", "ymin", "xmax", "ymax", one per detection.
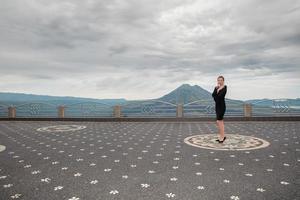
[
  {"xmin": 217, "ymin": 119, "xmax": 225, "ymax": 140},
  {"xmin": 219, "ymin": 120, "xmax": 225, "ymax": 141},
  {"xmin": 216, "ymin": 120, "xmax": 221, "ymax": 140}
]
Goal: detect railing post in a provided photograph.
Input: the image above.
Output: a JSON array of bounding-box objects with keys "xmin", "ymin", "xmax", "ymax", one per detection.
[
  {"xmin": 58, "ymin": 106, "xmax": 65, "ymax": 118},
  {"xmin": 114, "ymin": 105, "xmax": 121, "ymax": 118},
  {"xmin": 243, "ymin": 103, "xmax": 252, "ymax": 117},
  {"xmin": 8, "ymin": 106, "xmax": 16, "ymax": 118},
  {"xmin": 176, "ymin": 104, "xmax": 183, "ymax": 118}
]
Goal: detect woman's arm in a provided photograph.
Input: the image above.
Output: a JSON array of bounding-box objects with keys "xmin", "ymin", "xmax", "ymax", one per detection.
[
  {"xmin": 217, "ymin": 85, "xmax": 227, "ymax": 98},
  {"xmin": 212, "ymin": 87, "xmax": 218, "ymax": 100}
]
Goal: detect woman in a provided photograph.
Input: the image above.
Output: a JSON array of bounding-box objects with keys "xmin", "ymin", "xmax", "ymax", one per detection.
[{"xmin": 212, "ymin": 75, "xmax": 227, "ymax": 143}]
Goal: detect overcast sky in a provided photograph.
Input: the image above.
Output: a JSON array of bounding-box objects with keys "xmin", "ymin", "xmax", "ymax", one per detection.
[{"xmin": 0, "ymin": 0, "xmax": 299, "ymax": 100}]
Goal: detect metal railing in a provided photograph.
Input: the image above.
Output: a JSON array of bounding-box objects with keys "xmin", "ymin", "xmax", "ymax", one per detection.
[
  {"xmin": 64, "ymin": 102, "xmax": 113, "ymax": 117},
  {"xmin": 251, "ymin": 99, "xmax": 300, "ymax": 117},
  {"xmin": 0, "ymin": 103, "xmax": 8, "ymax": 117},
  {"xmin": 121, "ymin": 100, "xmax": 177, "ymax": 117},
  {"xmin": 15, "ymin": 102, "xmax": 57, "ymax": 117},
  {"xmin": 0, "ymin": 98, "xmax": 299, "ymax": 118}
]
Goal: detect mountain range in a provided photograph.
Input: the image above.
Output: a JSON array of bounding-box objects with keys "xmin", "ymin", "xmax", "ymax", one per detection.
[{"xmin": 0, "ymin": 84, "xmax": 299, "ymax": 106}]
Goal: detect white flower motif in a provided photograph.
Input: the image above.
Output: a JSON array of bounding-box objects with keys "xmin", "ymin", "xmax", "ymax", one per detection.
[
  {"xmin": 280, "ymin": 181, "xmax": 289, "ymax": 185},
  {"xmin": 197, "ymin": 186, "xmax": 205, "ymax": 190},
  {"xmin": 173, "ymin": 157, "xmax": 180, "ymax": 160},
  {"xmin": 68, "ymin": 197, "xmax": 79, "ymax": 200},
  {"xmin": 0, "ymin": 175, "xmax": 7, "ymax": 179},
  {"xmin": 89, "ymin": 163, "xmax": 96, "ymax": 166},
  {"xmin": 194, "ymin": 162, "xmax": 201, "ymax": 165},
  {"xmin": 141, "ymin": 183, "xmax": 150, "ymax": 188},
  {"xmin": 257, "ymin": 188, "xmax": 266, "ymax": 192},
  {"xmin": 24, "ymin": 165, "xmax": 31, "ymax": 168},
  {"xmin": 238, "ymin": 163, "xmax": 244, "ymax": 166},
  {"xmin": 214, "ymin": 158, "xmax": 220, "ymax": 161},
  {"xmin": 52, "ymin": 161, "xmax": 59, "ymax": 165},
  {"xmin": 3, "ymin": 183, "xmax": 13, "ymax": 188},
  {"xmin": 110, "ymin": 190, "xmax": 119, "ymax": 195},
  {"xmin": 62, "ymin": 167, "xmax": 68, "ymax": 170},
  {"xmin": 74, "ymin": 173, "xmax": 82, "ymax": 177},
  {"xmin": 219, "ymin": 168, "xmax": 225, "ymax": 171},
  {"xmin": 245, "ymin": 173, "xmax": 253, "ymax": 177},
  {"xmin": 101, "ymin": 155, "xmax": 107, "ymax": 158},
  {"xmin": 153, "ymin": 161, "xmax": 159, "ymax": 164},
  {"xmin": 230, "ymin": 195, "xmax": 240, "ymax": 200},
  {"xmin": 90, "ymin": 180, "xmax": 98, "ymax": 184},
  {"xmin": 148, "ymin": 170, "xmax": 155, "ymax": 173},
  {"xmin": 104, "ymin": 168, "xmax": 111, "ymax": 172},
  {"xmin": 76, "ymin": 158, "xmax": 83, "ymax": 162},
  {"xmin": 54, "ymin": 186, "xmax": 63, "ymax": 191},
  {"xmin": 283, "ymin": 163, "xmax": 290, "ymax": 166},
  {"xmin": 266, "ymin": 169, "xmax": 273, "ymax": 172},
  {"xmin": 196, "ymin": 172, "xmax": 202, "ymax": 175},
  {"xmin": 10, "ymin": 193, "xmax": 22, "ymax": 199},
  {"xmin": 170, "ymin": 177, "xmax": 177, "ymax": 181},
  {"xmin": 130, "ymin": 164, "xmax": 137, "ymax": 168},
  {"xmin": 166, "ymin": 193, "xmax": 175, "ymax": 198},
  {"xmin": 223, "ymin": 179, "xmax": 230, "ymax": 183},
  {"xmin": 41, "ymin": 178, "xmax": 51, "ymax": 183},
  {"xmin": 114, "ymin": 160, "xmax": 120, "ymax": 162},
  {"xmin": 31, "ymin": 170, "xmax": 41, "ymax": 175},
  {"xmin": 172, "ymin": 166, "xmax": 178, "ymax": 169},
  {"xmin": 122, "ymin": 175, "xmax": 128, "ymax": 179}
]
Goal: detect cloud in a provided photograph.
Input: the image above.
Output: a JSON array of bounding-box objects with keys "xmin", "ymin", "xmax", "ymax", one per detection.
[{"xmin": 0, "ymin": 0, "xmax": 299, "ymax": 100}]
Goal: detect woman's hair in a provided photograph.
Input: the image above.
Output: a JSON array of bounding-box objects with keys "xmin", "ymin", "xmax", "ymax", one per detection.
[{"xmin": 217, "ymin": 75, "xmax": 224, "ymax": 81}]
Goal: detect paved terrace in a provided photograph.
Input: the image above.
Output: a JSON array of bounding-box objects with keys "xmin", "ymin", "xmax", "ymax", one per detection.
[{"xmin": 0, "ymin": 121, "xmax": 299, "ymax": 200}]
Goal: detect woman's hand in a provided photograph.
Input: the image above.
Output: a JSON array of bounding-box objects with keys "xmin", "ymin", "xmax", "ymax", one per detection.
[{"xmin": 217, "ymin": 85, "xmax": 224, "ymax": 93}]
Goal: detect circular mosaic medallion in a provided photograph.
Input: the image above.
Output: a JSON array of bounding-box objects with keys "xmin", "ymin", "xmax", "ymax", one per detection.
[
  {"xmin": 0, "ymin": 145, "xmax": 6, "ymax": 152},
  {"xmin": 37, "ymin": 125, "xmax": 86, "ymax": 133},
  {"xmin": 184, "ymin": 134, "xmax": 270, "ymax": 151}
]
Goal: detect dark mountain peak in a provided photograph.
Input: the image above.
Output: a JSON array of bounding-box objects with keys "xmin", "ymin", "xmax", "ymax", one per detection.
[
  {"xmin": 157, "ymin": 83, "xmax": 212, "ymax": 104},
  {"xmin": 174, "ymin": 83, "xmax": 203, "ymax": 91},
  {"xmin": 178, "ymin": 83, "xmax": 192, "ymax": 88}
]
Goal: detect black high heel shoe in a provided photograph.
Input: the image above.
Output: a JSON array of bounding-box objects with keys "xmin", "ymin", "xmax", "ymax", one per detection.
[{"xmin": 219, "ymin": 136, "xmax": 226, "ymax": 143}]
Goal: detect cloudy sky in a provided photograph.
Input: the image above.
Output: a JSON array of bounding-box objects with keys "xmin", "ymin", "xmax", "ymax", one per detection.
[{"xmin": 0, "ymin": 0, "xmax": 299, "ymax": 101}]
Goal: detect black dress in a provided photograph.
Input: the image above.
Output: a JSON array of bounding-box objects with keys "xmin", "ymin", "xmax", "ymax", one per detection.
[{"xmin": 212, "ymin": 85, "xmax": 227, "ymax": 120}]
